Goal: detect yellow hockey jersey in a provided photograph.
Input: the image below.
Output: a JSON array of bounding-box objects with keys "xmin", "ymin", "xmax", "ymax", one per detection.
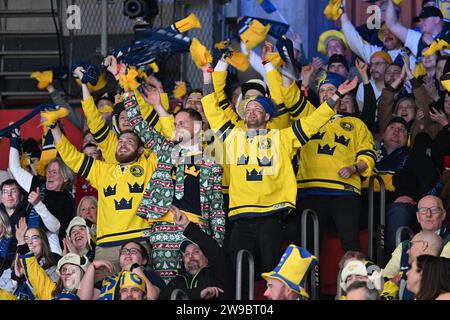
[
  {"xmin": 202, "ymin": 93, "xmax": 336, "ymax": 219},
  {"xmin": 56, "ymin": 135, "xmax": 157, "ymax": 246},
  {"xmin": 297, "ymin": 114, "xmax": 376, "ymax": 194}
]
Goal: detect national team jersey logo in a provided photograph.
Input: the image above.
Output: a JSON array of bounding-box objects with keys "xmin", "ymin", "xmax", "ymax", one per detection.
[
  {"xmin": 130, "ymin": 165, "xmax": 144, "ymax": 177},
  {"xmin": 340, "ymin": 122, "xmax": 354, "ymax": 132},
  {"xmin": 258, "ymin": 138, "xmax": 272, "ymax": 150}
]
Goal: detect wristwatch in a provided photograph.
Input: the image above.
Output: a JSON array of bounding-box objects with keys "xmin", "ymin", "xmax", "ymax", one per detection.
[{"xmin": 130, "ymin": 263, "xmax": 141, "ymax": 273}]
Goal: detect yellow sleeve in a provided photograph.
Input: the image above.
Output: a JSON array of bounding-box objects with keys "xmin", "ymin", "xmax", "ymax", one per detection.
[
  {"xmin": 158, "ymin": 115, "xmax": 175, "ymax": 140},
  {"xmin": 212, "ymin": 71, "xmax": 229, "ymax": 106},
  {"xmin": 212, "ymin": 70, "xmax": 241, "ymax": 125},
  {"xmin": 202, "ymin": 93, "xmax": 240, "ymax": 142},
  {"xmin": 56, "ymin": 135, "xmax": 102, "ymax": 189},
  {"xmin": 280, "ymin": 80, "xmax": 317, "ymax": 120},
  {"xmin": 355, "ymin": 123, "xmax": 377, "ymax": 178},
  {"xmin": 134, "ymin": 89, "xmax": 174, "ymax": 140},
  {"xmin": 0, "ymin": 288, "xmax": 17, "ymax": 300},
  {"xmin": 266, "ymin": 68, "xmax": 283, "ymax": 105},
  {"xmin": 282, "ymin": 101, "xmax": 336, "ymax": 152},
  {"xmin": 81, "ymin": 97, "xmax": 118, "ymax": 164},
  {"xmin": 20, "ymin": 253, "xmax": 56, "ymax": 300},
  {"xmin": 382, "ymin": 243, "xmax": 402, "ymax": 279}
]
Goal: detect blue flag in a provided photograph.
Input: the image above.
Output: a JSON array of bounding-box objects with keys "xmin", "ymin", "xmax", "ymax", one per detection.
[{"xmin": 258, "ymin": 0, "xmax": 277, "ymax": 14}]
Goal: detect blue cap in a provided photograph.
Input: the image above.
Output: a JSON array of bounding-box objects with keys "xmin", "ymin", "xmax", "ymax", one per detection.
[
  {"xmin": 249, "ymin": 96, "xmax": 277, "ymax": 118},
  {"xmin": 319, "ymin": 72, "xmax": 346, "ymax": 90}
]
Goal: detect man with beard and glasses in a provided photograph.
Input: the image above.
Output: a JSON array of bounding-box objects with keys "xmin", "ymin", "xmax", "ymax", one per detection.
[
  {"xmin": 47, "ymin": 117, "xmax": 157, "ymax": 281},
  {"xmin": 159, "ymin": 206, "xmax": 232, "ymax": 300}
]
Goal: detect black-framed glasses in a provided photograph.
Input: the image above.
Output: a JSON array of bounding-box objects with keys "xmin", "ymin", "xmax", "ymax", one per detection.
[
  {"xmin": 417, "ymin": 206, "xmax": 442, "ymax": 215},
  {"xmin": 120, "ymin": 248, "xmax": 141, "ymax": 256}
]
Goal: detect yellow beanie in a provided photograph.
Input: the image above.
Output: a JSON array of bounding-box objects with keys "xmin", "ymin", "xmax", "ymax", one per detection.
[
  {"xmin": 189, "ymin": 38, "xmax": 213, "ymax": 69},
  {"xmin": 370, "ymin": 51, "xmax": 393, "ymax": 65}
]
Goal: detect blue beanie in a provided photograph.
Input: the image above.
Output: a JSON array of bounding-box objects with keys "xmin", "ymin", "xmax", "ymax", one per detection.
[
  {"xmin": 319, "ymin": 72, "xmax": 346, "ymax": 90},
  {"xmin": 249, "ymin": 96, "xmax": 277, "ymax": 118}
]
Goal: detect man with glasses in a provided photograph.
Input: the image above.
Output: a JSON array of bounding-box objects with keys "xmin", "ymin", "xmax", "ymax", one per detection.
[
  {"xmin": 356, "ymin": 51, "xmax": 392, "ymax": 112},
  {"xmin": 383, "ymin": 195, "xmax": 448, "ymax": 279},
  {"xmin": 0, "ymin": 179, "xmax": 27, "ymax": 234},
  {"xmin": 381, "ymin": 230, "xmax": 442, "ymax": 299},
  {"xmin": 78, "ymin": 240, "xmax": 165, "ymax": 300}
]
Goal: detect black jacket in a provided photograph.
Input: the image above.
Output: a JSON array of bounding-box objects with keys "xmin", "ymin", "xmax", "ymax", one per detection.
[{"xmin": 160, "ymin": 223, "xmax": 233, "ymax": 300}]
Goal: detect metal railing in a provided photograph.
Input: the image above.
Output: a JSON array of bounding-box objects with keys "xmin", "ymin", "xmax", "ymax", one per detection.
[
  {"xmin": 301, "ymin": 209, "xmax": 320, "ymax": 300},
  {"xmin": 395, "ymin": 226, "xmax": 415, "ymax": 247},
  {"xmin": 235, "ymin": 249, "xmax": 254, "ymax": 300},
  {"xmin": 368, "ymin": 175, "xmax": 386, "ymax": 266},
  {"xmin": 170, "ymin": 288, "xmax": 188, "ymax": 300}
]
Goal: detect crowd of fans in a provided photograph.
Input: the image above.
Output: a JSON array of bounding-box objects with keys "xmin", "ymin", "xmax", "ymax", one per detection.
[{"xmin": 0, "ymin": 0, "xmax": 449, "ymax": 300}]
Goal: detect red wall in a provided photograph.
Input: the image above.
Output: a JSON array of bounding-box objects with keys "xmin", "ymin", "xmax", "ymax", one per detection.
[{"xmin": 0, "ymin": 109, "xmax": 83, "ymax": 170}]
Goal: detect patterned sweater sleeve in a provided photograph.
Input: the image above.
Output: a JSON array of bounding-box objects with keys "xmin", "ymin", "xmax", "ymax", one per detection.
[{"xmin": 123, "ymin": 91, "xmax": 169, "ymax": 156}]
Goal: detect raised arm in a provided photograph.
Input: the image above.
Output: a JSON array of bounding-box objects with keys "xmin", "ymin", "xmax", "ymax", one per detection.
[
  {"xmin": 123, "ymin": 90, "xmax": 168, "ymax": 155},
  {"xmin": 8, "ymin": 128, "xmax": 34, "ymax": 192},
  {"xmin": 385, "ymin": 0, "xmax": 408, "ymax": 44}
]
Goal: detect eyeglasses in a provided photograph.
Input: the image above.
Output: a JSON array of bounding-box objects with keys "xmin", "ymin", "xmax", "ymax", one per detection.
[
  {"xmin": 60, "ymin": 265, "xmax": 79, "ymax": 275},
  {"xmin": 120, "ymin": 248, "xmax": 142, "ymax": 256},
  {"xmin": 1, "ymin": 188, "xmax": 20, "ymax": 195},
  {"xmin": 24, "ymin": 235, "xmax": 41, "ymax": 243},
  {"xmin": 417, "ymin": 206, "xmax": 442, "ymax": 215}
]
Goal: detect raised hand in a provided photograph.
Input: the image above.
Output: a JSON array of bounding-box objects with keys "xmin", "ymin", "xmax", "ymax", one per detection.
[
  {"xmin": 15, "ymin": 217, "xmax": 27, "ymax": 245},
  {"xmin": 261, "ymin": 41, "xmax": 274, "ymax": 63},
  {"xmin": 355, "ymin": 58, "xmax": 369, "ymax": 83},
  {"xmin": 337, "ymin": 76, "xmax": 358, "ymax": 95},
  {"xmin": 27, "ymin": 186, "xmax": 41, "ymax": 207},
  {"xmin": 430, "ymin": 107, "xmax": 449, "ymax": 127},
  {"xmin": 169, "ymin": 204, "xmax": 189, "ymax": 229},
  {"xmin": 142, "ymin": 85, "xmax": 162, "ymax": 107},
  {"xmin": 73, "ymin": 66, "xmax": 84, "ymax": 80}
]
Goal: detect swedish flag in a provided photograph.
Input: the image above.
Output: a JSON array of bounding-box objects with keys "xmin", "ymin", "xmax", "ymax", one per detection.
[{"xmin": 257, "ymin": 0, "xmax": 277, "ymax": 14}]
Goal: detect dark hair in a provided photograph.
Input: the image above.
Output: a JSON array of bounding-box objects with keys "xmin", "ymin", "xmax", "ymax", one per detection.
[
  {"xmin": 118, "ymin": 130, "xmax": 144, "ymax": 149},
  {"xmin": 346, "ymin": 281, "xmax": 380, "ymax": 300},
  {"xmin": 416, "ymin": 255, "xmax": 450, "ymax": 300},
  {"xmin": 82, "ymin": 143, "xmax": 98, "ymax": 152},
  {"xmin": 0, "ymin": 179, "xmax": 23, "ymax": 194},
  {"xmin": 176, "ymin": 108, "xmax": 203, "ymax": 123},
  {"xmin": 120, "ymin": 240, "xmax": 150, "ymax": 266},
  {"xmin": 26, "ymin": 227, "xmax": 58, "ymax": 268}
]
